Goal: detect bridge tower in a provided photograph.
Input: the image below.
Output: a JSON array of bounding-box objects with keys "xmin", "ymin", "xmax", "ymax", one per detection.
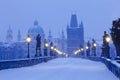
[{"xmin": 67, "ymin": 14, "xmax": 84, "ymax": 56}]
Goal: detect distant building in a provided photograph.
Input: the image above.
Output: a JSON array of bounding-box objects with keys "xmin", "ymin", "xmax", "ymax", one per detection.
[
  {"xmin": 67, "ymin": 14, "xmax": 84, "ymax": 55},
  {"xmin": 6, "ymin": 26, "xmax": 13, "ymax": 43},
  {"xmin": 0, "ymin": 20, "xmax": 46, "ymax": 60}
]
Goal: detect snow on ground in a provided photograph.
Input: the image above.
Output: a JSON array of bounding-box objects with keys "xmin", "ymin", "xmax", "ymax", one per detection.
[{"xmin": 0, "ymin": 58, "xmax": 118, "ymax": 80}]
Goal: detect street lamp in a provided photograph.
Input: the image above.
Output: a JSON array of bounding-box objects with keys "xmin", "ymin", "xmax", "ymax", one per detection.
[
  {"xmin": 51, "ymin": 46, "xmax": 54, "ymax": 50},
  {"xmin": 81, "ymin": 48, "xmax": 84, "ymax": 51},
  {"xmin": 54, "ymin": 48, "xmax": 57, "ymax": 51},
  {"xmin": 92, "ymin": 39, "xmax": 97, "ymax": 56},
  {"xmin": 101, "ymin": 31, "xmax": 110, "ymax": 58},
  {"xmin": 26, "ymin": 35, "xmax": 31, "ymax": 58},
  {"xmin": 86, "ymin": 46, "xmax": 89, "ymax": 50},
  {"xmin": 50, "ymin": 42, "xmax": 54, "ymax": 56},
  {"xmin": 45, "ymin": 43, "xmax": 49, "ymax": 47},
  {"xmin": 93, "ymin": 43, "xmax": 97, "ymax": 47},
  {"xmin": 106, "ymin": 36, "xmax": 111, "ymax": 43},
  {"xmin": 78, "ymin": 49, "xmax": 81, "ymax": 52},
  {"xmin": 44, "ymin": 40, "xmax": 48, "ymax": 57},
  {"xmin": 86, "ymin": 41, "xmax": 91, "ymax": 57}
]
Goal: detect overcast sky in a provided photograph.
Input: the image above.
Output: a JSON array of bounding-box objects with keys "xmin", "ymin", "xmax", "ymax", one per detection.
[{"xmin": 0, "ymin": 0, "xmax": 120, "ymax": 42}]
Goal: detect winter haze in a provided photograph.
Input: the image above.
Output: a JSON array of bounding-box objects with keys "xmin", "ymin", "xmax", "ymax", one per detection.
[{"xmin": 0, "ymin": 0, "xmax": 120, "ymax": 42}]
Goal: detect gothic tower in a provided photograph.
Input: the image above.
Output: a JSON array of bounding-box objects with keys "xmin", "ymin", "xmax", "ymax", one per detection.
[
  {"xmin": 6, "ymin": 26, "xmax": 13, "ymax": 43},
  {"xmin": 67, "ymin": 14, "xmax": 84, "ymax": 55}
]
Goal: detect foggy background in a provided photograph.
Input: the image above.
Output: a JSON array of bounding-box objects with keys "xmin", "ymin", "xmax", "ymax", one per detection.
[{"xmin": 0, "ymin": 0, "xmax": 120, "ymax": 42}]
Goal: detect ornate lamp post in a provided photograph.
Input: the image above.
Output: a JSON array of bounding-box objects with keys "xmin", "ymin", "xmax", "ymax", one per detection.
[
  {"xmin": 86, "ymin": 41, "xmax": 91, "ymax": 57},
  {"xmin": 92, "ymin": 39, "xmax": 97, "ymax": 56},
  {"xmin": 78, "ymin": 45, "xmax": 84, "ymax": 56},
  {"xmin": 106, "ymin": 36, "xmax": 111, "ymax": 43},
  {"xmin": 101, "ymin": 31, "xmax": 110, "ymax": 58},
  {"xmin": 50, "ymin": 42, "xmax": 54, "ymax": 56},
  {"xmin": 53, "ymin": 46, "xmax": 57, "ymax": 57},
  {"xmin": 26, "ymin": 35, "xmax": 31, "ymax": 58},
  {"xmin": 43, "ymin": 39, "xmax": 49, "ymax": 62},
  {"xmin": 44, "ymin": 39, "xmax": 48, "ymax": 57}
]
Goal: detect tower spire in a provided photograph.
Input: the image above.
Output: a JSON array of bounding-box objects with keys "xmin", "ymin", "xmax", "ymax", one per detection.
[
  {"xmin": 70, "ymin": 14, "xmax": 78, "ymax": 27},
  {"xmin": 6, "ymin": 26, "xmax": 13, "ymax": 43},
  {"xmin": 81, "ymin": 21, "xmax": 83, "ymax": 27},
  {"xmin": 79, "ymin": 21, "xmax": 84, "ymax": 28}
]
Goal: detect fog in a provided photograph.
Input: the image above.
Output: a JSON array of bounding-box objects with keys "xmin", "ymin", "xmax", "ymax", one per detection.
[{"xmin": 0, "ymin": 0, "xmax": 120, "ymax": 42}]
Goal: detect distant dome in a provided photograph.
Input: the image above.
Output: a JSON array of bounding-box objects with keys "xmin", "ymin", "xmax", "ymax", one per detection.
[{"xmin": 28, "ymin": 20, "xmax": 44, "ymax": 35}]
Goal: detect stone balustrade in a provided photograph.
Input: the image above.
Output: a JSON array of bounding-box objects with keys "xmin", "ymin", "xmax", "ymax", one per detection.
[
  {"xmin": 0, "ymin": 57, "xmax": 55, "ymax": 70},
  {"xmin": 85, "ymin": 57, "xmax": 120, "ymax": 79}
]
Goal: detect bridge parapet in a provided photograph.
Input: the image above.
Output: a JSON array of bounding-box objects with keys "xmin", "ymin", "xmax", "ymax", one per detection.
[
  {"xmin": 83, "ymin": 57, "xmax": 120, "ymax": 79},
  {"xmin": 0, "ymin": 57, "xmax": 55, "ymax": 70}
]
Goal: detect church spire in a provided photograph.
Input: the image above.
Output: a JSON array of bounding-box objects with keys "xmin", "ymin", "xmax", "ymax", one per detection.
[
  {"xmin": 6, "ymin": 26, "xmax": 13, "ymax": 43},
  {"xmin": 81, "ymin": 21, "xmax": 83, "ymax": 27},
  {"xmin": 70, "ymin": 14, "xmax": 78, "ymax": 28},
  {"xmin": 79, "ymin": 21, "xmax": 84, "ymax": 28}
]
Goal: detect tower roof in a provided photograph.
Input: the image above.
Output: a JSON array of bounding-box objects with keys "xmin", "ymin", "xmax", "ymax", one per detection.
[
  {"xmin": 70, "ymin": 14, "xmax": 78, "ymax": 27},
  {"xmin": 80, "ymin": 21, "xmax": 83, "ymax": 27}
]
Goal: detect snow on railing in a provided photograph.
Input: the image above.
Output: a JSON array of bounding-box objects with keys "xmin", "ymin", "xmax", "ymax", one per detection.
[
  {"xmin": 85, "ymin": 57, "xmax": 120, "ymax": 79},
  {"xmin": 0, "ymin": 56, "xmax": 55, "ymax": 70}
]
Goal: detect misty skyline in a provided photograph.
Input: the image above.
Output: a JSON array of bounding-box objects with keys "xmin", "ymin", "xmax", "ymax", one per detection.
[{"xmin": 0, "ymin": 0, "xmax": 120, "ymax": 42}]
